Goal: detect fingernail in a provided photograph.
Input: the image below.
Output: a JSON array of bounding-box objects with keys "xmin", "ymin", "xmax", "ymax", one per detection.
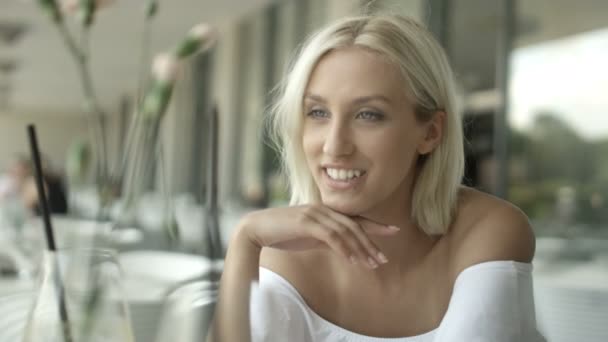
[
  {"xmin": 367, "ymin": 257, "xmax": 378, "ymax": 269},
  {"xmin": 377, "ymin": 252, "xmax": 388, "ymax": 263},
  {"xmin": 350, "ymin": 255, "xmax": 358, "ymax": 265},
  {"xmin": 387, "ymin": 225, "xmax": 400, "ymax": 231}
]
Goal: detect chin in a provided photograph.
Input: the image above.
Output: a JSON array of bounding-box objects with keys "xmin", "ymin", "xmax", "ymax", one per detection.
[{"xmin": 322, "ymin": 197, "xmax": 366, "ymax": 216}]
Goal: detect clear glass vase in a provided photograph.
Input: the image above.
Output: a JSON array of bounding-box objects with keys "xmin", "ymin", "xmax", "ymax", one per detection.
[
  {"xmin": 155, "ymin": 280, "xmax": 219, "ymax": 342},
  {"xmin": 22, "ymin": 248, "xmax": 134, "ymax": 342}
]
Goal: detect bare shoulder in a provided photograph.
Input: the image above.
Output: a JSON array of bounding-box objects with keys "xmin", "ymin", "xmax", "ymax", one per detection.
[
  {"xmin": 260, "ymin": 247, "xmax": 326, "ymax": 286},
  {"xmin": 259, "ymin": 247, "xmax": 294, "ymax": 273},
  {"xmin": 449, "ymin": 187, "xmax": 536, "ymax": 275}
]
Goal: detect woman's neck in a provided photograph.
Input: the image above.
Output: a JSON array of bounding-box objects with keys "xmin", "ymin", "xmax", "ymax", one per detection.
[{"xmin": 353, "ymin": 182, "xmax": 441, "ymax": 283}]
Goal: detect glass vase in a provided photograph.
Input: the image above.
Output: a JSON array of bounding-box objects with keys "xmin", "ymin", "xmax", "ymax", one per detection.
[{"xmin": 22, "ymin": 248, "xmax": 134, "ymax": 342}]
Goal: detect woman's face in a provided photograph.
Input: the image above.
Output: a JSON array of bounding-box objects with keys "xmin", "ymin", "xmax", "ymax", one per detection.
[{"xmin": 302, "ymin": 47, "xmax": 438, "ymax": 216}]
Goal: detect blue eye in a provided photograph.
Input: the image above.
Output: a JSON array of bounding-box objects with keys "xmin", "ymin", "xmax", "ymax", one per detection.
[
  {"xmin": 356, "ymin": 111, "xmax": 383, "ymax": 121},
  {"xmin": 307, "ymin": 109, "xmax": 329, "ymax": 119}
]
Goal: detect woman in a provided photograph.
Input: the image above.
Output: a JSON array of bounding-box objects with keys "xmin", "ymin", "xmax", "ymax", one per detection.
[{"xmin": 213, "ymin": 14, "xmax": 545, "ymax": 341}]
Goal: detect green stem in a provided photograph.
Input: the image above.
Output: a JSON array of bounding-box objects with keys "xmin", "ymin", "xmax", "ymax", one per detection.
[
  {"xmin": 56, "ymin": 22, "xmax": 83, "ymax": 61},
  {"xmin": 55, "ymin": 21, "xmax": 108, "ymax": 185},
  {"xmin": 113, "ymin": 14, "xmax": 154, "ymax": 188},
  {"xmin": 80, "ymin": 28, "xmax": 108, "ymax": 183},
  {"xmin": 120, "ymin": 122, "xmax": 142, "ymax": 210},
  {"xmin": 122, "ymin": 119, "xmax": 152, "ymax": 212},
  {"xmin": 114, "ymin": 107, "xmax": 141, "ymax": 186},
  {"xmin": 137, "ymin": 17, "xmax": 153, "ymax": 102},
  {"xmin": 156, "ymin": 132, "xmax": 178, "ymax": 240}
]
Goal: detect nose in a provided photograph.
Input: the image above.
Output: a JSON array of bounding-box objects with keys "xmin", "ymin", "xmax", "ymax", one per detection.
[{"xmin": 322, "ymin": 119, "xmax": 354, "ymax": 157}]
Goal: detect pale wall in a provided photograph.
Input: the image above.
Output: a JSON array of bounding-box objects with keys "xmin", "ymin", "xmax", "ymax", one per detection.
[
  {"xmin": 0, "ymin": 114, "xmax": 88, "ymax": 173},
  {"xmin": 0, "ymin": 112, "xmax": 122, "ymax": 177}
]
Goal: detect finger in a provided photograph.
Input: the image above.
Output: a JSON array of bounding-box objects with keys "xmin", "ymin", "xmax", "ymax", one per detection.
[
  {"xmin": 312, "ymin": 212, "xmax": 376, "ymax": 268},
  {"xmin": 308, "ymin": 221, "xmax": 357, "ymax": 263},
  {"xmin": 303, "ymin": 207, "xmax": 375, "ymax": 267},
  {"xmin": 355, "ymin": 216, "xmax": 401, "ymax": 236},
  {"xmin": 313, "ymin": 208, "xmax": 382, "ymax": 267},
  {"xmin": 320, "ymin": 209, "xmax": 388, "ymax": 267}
]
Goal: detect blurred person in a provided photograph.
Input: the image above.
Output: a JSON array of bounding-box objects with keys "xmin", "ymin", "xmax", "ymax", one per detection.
[
  {"xmin": 21, "ymin": 157, "xmax": 68, "ymax": 215},
  {"xmin": 0, "ymin": 155, "xmax": 68, "ymax": 216},
  {"xmin": 212, "ymin": 14, "xmax": 545, "ymax": 341},
  {"xmin": 0, "ymin": 155, "xmax": 33, "ymax": 229},
  {"xmin": 0, "ymin": 155, "xmax": 32, "ymax": 201}
]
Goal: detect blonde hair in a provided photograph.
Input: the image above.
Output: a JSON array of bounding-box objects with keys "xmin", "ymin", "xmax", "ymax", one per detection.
[{"xmin": 269, "ymin": 14, "xmax": 464, "ymax": 235}]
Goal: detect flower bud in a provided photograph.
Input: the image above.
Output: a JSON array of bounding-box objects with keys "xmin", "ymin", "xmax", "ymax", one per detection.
[
  {"xmin": 151, "ymin": 53, "xmax": 179, "ymax": 84},
  {"xmin": 174, "ymin": 23, "xmax": 218, "ymax": 59},
  {"xmin": 142, "ymin": 81, "xmax": 173, "ymax": 121},
  {"xmin": 38, "ymin": 0, "xmax": 63, "ymax": 23},
  {"xmin": 145, "ymin": 0, "xmax": 158, "ymax": 19},
  {"xmin": 79, "ymin": 0, "xmax": 95, "ymax": 27}
]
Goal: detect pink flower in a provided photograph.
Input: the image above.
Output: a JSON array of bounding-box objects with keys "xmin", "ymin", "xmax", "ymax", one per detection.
[
  {"xmin": 152, "ymin": 53, "xmax": 179, "ymax": 84},
  {"xmin": 188, "ymin": 23, "xmax": 218, "ymax": 52},
  {"xmin": 174, "ymin": 23, "xmax": 218, "ymax": 58}
]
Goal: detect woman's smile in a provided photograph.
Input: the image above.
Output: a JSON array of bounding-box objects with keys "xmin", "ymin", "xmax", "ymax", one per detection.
[{"xmin": 321, "ymin": 166, "xmax": 368, "ymax": 191}]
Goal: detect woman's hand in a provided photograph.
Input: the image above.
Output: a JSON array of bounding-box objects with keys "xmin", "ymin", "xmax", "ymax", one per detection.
[
  {"xmin": 211, "ymin": 205, "xmax": 399, "ymax": 341},
  {"xmin": 238, "ymin": 204, "xmax": 400, "ymax": 268}
]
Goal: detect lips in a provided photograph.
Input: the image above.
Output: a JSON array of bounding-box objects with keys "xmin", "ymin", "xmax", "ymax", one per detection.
[
  {"xmin": 321, "ymin": 167, "xmax": 367, "ymax": 190},
  {"xmin": 324, "ymin": 167, "xmax": 365, "ymax": 181}
]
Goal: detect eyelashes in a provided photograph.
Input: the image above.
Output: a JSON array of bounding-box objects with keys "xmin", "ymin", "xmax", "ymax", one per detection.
[
  {"xmin": 307, "ymin": 109, "xmax": 329, "ymax": 119},
  {"xmin": 355, "ymin": 111, "xmax": 384, "ymax": 121},
  {"xmin": 305, "ymin": 109, "xmax": 385, "ymax": 122}
]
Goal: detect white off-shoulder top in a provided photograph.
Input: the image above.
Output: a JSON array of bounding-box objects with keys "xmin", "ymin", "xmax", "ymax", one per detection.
[{"xmin": 250, "ymin": 261, "xmax": 547, "ymax": 341}]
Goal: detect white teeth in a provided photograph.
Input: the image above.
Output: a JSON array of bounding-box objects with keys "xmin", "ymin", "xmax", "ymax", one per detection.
[
  {"xmin": 329, "ymin": 168, "xmax": 337, "ymax": 179},
  {"xmin": 325, "ymin": 168, "xmax": 363, "ymax": 181}
]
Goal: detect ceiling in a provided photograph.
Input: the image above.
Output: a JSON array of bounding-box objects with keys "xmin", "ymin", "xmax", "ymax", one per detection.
[
  {"xmin": 0, "ymin": 0, "xmax": 276, "ymax": 115},
  {"xmin": 448, "ymin": 0, "xmax": 608, "ymax": 92},
  {"xmin": 2, "ymin": 0, "xmax": 608, "ymax": 116}
]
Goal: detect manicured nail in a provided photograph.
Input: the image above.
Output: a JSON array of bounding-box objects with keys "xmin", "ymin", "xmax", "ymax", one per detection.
[
  {"xmin": 387, "ymin": 225, "xmax": 400, "ymax": 231},
  {"xmin": 349, "ymin": 255, "xmax": 357, "ymax": 265},
  {"xmin": 367, "ymin": 257, "xmax": 378, "ymax": 269},
  {"xmin": 377, "ymin": 252, "xmax": 388, "ymax": 264}
]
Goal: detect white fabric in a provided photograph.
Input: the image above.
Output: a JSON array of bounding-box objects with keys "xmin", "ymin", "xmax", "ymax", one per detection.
[{"xmin": 250, "ymin": 261, "xmax": 546, "ymax": 342}]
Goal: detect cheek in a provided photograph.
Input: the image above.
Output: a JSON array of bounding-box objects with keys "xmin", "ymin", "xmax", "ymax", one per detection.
[
  {"xmin": 367, "ymin": 133, "xmax": 419, "ymax": 176},
  {"xmin": 302, "ymin": 129, "xmax": 321, "ymax": 166},
  {"xmin": 302, "ymin": 124, "xmax": 324, "ymax": 150}
]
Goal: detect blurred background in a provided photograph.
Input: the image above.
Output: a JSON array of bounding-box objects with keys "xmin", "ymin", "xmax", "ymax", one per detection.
[{"xmin": 1, "ymin": 0, "xmax": 607, "ymax": 341}]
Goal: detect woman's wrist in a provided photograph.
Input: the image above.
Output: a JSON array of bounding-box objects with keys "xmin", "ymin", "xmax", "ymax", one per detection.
[
  {"xmin": 233, "ymin": 211, "xmax": 264, "ymax": 250},
  {"xmin": 230, "ymin": 214, "xmax": 263, "ymax": 254}
]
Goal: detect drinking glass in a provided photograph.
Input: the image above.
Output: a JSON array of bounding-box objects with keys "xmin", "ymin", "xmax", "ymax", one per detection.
[
  {"xmin": 22, "ymin": 248, "xmax": 134, "ymax": 342},
  {"xmin": 155, "ymin": 279, "xmax": 219, "ymax": 342}
]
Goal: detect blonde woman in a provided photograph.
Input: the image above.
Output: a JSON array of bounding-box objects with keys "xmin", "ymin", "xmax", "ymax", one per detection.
[{"xmin": 212, "ymin": 14, "xmax": 545, "ymax": 342}]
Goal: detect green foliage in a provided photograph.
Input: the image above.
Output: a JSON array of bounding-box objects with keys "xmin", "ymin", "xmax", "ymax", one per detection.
[{"xmin": 509, "ymin": 110, "xmax": 608, "ymax": 229}]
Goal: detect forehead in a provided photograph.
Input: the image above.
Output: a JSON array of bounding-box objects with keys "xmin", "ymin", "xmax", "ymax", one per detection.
[{"xmin": 305, "ymin": 47, "xmax": 409, "ymax": 101}]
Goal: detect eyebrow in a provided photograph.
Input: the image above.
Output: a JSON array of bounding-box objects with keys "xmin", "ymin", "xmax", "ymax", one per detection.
[{"xmin": 304, "ymin": 93, "xmax": 392, "ymax": 105}]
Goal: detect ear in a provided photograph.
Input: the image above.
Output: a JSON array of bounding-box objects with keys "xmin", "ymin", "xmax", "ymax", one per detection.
[{"xmin": 417, "ymin": 111, "xmax": 445, "ymax": 155}]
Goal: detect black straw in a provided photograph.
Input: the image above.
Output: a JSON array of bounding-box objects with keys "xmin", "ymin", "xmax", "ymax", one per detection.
[
  {"xmin": 26, "ymin": 124, "xmax": 74, "ymax": 342},
  {"xmin": 27, "ymin": 125, "xmax": 57, "ymax": 251}
]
